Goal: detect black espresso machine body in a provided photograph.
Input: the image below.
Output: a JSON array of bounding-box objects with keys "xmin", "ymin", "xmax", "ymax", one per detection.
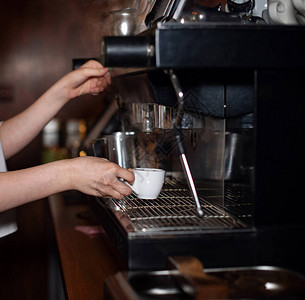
[{"xmin": 88, "ymin": 3, "xmax": 305, "ymax": 274}]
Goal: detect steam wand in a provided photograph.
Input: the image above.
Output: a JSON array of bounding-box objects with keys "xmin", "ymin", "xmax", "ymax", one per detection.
[{"xmin": 165, "ymin": 69, "xmax": 204, "ymax": 217}]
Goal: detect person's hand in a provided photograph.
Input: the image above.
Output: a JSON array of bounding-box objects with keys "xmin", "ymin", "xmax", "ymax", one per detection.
[
  {"xmin": 68, "ymin": 156, "xmax": 134, "ymax": 200},
  {"xmin": 55, "ymin": 60, "xmax": 112, "ymax": 103}
]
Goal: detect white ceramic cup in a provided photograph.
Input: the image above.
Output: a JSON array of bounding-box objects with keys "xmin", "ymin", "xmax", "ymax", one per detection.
[
  {"xmin": 268, "ymin": 0, "xmax": 299, "ymax": 24},
  {"xmin": 292, "ymin": 0, "xmax": 305, "ymax": 16},
  {"xmin": 127, "ymin": 168, "xmax": 165, "ymax": 199},
  {"xmin": 292, "ymin": 0, "xmax": 305, "ymax": 23},
  {"xmin": 295, "ymin": 12, "xmax": 305, "ymax": 23}
]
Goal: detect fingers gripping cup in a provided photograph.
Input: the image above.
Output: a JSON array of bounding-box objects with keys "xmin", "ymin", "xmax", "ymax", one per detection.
[{"xmin": 127, "ymin": 168, "xmax": 165, "ymax": 199}]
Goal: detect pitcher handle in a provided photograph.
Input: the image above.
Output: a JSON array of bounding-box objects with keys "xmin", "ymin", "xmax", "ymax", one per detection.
[
  {"xmin": 129, "ymin": 0, "xmax": 150, "ymax": 15},
  {"xmin": 139, "ymin": 0, "xmax": 148, "ymax": 15}
]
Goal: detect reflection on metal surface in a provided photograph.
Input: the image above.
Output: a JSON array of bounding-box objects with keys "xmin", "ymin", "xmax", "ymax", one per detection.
[
  {"xmin": 127, "ymin": 103, "xmax": 173, "ymax": 132},
  {"xmin": 112, "ymin": 266, "xmax": 305, "ymax": 299}
]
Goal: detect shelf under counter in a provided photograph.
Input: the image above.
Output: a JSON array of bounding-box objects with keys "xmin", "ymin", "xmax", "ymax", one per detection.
[{"xmin": 48, "ymin": 193, "xmax": 125, "ymax": 300}]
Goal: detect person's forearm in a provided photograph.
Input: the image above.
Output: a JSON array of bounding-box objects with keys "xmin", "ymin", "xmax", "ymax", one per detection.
[
  {"xmin": 0, "ymin": 82, "xmax": 68, "ymax": 159},
  {"xmin": 0, "ymin": 61, "xmax": 111, "ymax": 159},
  {"xmin": 0, "ymin": 159, "xmax": 73, "ymax": 212},
  {"xmin": 0, "ymin": 156, "xmax": 135, "ymax": 212}
]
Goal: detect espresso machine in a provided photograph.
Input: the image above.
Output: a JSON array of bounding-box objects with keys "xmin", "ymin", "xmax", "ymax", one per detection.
[{"xmin": 83, "ymin": 0, "xmax": 305, "ymax": 281}]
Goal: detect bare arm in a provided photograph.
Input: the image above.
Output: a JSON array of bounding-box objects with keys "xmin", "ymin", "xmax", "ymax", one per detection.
[
  {"xmin": 0, "ymin": 60, "xmax": 111, "ymax": 159},
  {"xmin": 0, "ymin": 60, "xmax": 132, "ymax": 213},
  {"xmin": 0, "ymin": 156, "xmax": 134, "ymax": 212}
]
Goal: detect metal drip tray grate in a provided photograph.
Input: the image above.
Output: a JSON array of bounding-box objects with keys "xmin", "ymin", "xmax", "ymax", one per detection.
[
  {"xmin": 224, "ymin": 184, "xmax": 253, "ymax": 220},
  {"xmin": 107, "ymin": 180, "xmax": 249, "ymax": 235}
]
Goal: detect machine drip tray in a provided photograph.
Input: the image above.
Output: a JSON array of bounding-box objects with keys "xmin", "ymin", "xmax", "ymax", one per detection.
[
  {"xmin": 106, "ymin": 179, "xmax": 252, "ymax": 236},
  {"xmin": 91, "ymin": 179, "xmax": 256, "ymax": 270}
]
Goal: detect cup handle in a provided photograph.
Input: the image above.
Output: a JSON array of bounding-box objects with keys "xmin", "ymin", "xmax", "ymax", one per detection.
[
  {"xmin": 138, "ymin": 0, "xmax": 149, "ymax": 15},
  {"xmin": 124, "ymin": 180, "xmax": 139, "ymax": 195},
  {"xmin": 293, "ymin": 0, "xmax": 305, "ymax": 16}
]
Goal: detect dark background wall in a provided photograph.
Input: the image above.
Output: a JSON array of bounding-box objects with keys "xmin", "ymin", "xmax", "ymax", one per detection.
[
  {"xmin": 0, "ymin": 0, "xmax": 124, "ymax": 298},
  {"xmin": 0, "ymin": 0, "xmax": 126, "ymax": 171}
]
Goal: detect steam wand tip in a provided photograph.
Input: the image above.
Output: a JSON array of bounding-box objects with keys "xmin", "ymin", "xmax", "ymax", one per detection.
[{"xmin": 197, "ymin": 207, "xmax": 204, "ymax": 217}]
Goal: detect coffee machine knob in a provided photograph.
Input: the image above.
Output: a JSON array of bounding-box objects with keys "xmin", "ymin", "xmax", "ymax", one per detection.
[{"xmin": 101, "ymin": 36, "xmax": 155, "ymax": 68}]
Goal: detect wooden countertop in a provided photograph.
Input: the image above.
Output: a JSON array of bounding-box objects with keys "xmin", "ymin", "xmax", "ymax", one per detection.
[{"xmin": 48, "ymin": 193, "xmax": 124, "ymax": 300}]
